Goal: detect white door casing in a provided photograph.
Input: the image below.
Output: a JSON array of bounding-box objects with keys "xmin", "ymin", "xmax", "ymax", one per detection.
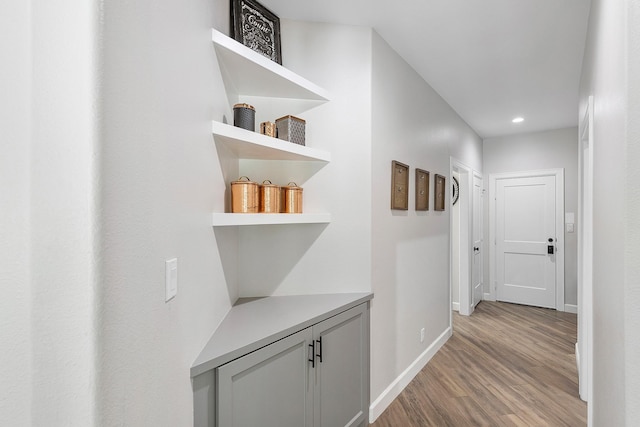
[
  {"xmin": 472, "ymin": 173, "xmax": 484, "ymax": 307},
  {"xmin": 577, "ymin": 95, "xmax": 593, "ymax": 409},
  {"xmin": 489, "ymin": 169, "xmax": 565, "ymax": 310}
]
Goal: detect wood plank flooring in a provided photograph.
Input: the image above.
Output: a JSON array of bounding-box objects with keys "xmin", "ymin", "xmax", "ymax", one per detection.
[{"xmin": 371, "ymin": 301, "xmax": 587, "ymax": 426}]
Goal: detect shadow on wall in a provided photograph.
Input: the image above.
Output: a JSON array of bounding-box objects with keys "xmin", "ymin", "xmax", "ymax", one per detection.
[{"xmin": 214, "ymin": 223, "xmax": 329, "ymax": 299}]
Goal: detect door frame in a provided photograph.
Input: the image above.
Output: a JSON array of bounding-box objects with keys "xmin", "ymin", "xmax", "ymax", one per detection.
[
  {"xmin": 450, "ymin": 158, "xmax": 473, "ymax": 316},
  {"xmin": 577, "ymin": 95, "xmax": 594, "ymax": 410},
  {"xmin": 488, "ymin": 169, "xmax": 565, "ymax": 311}
]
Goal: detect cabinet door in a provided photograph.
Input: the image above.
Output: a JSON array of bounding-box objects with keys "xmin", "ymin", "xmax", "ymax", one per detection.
[
  {"xmin": 313, "ymin": 304, "xmax": 369, "ymax": 427},
  {"xmin": 217, "ymin": 328, "xmax": 313, "ymax": 427}
]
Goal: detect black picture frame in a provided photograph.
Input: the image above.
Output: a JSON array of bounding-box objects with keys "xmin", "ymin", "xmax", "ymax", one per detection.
[{"xmin": 231, "ymin": 0, "xmax": 282, "ymax": 65}]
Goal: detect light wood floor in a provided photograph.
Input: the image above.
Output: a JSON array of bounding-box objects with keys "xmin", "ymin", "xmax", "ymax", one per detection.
[{"xmin": 371, "ymin": 301, "xmax": 587, "ymax": 426}]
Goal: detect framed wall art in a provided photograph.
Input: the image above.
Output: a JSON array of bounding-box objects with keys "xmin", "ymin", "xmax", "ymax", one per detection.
[
  {"xmin": 415, "ymin": 168, "xmax": 430, "ymax": 211},
  {"xmin": 231, "ymin": 0, "xmax": 282, "ymax": 64},
  {"xmin": 434, "ymin": 174, "xmax": 446, "ymax": 211},
  {"xmin": 391, "ymin": 161, "xmax": 409, "ymax": 210}
]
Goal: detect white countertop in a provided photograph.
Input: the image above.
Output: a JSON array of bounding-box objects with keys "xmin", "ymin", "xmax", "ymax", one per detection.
[{"xmin": 191, "ymin": 292, "xmax": 373, "ymax": 377}]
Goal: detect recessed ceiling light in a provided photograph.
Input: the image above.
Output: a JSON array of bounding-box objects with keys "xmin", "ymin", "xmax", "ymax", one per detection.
[{"xmin": 512, "ymin": 117, "xmax": 524, "ymax": 123}]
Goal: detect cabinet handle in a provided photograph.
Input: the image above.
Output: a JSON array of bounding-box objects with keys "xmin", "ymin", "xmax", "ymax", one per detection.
[
  {"xmin": 308, "ymin": 341, "xmax": 315, "ymax": 368},
  {"xmin": 316, "ymin": 337, "xmax": 323, "ymax": 363}
]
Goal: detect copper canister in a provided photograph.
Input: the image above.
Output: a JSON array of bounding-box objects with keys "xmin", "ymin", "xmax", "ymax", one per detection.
[
  {"xmin": 281, "ymin": 182, "xmax": 303, "ymax": 213},
  {"xmin": 259, "ymin": 180, "xmax": 280, "ymax": 213},
  {"xmin": 231, "ymin": 176, "xmax": 259, "ymax": 213},
  {"xmin": 260, "ymin": 121, "xmax": 276, "ymax": 137}
]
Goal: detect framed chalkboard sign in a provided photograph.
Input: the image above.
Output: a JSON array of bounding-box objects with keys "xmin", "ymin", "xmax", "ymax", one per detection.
[{"xmin": 231, "ymin": 0, "xmax": 282, "ymax": 64}]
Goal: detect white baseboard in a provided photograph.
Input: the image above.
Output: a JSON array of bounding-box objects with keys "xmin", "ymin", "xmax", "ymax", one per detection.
[
  {"xmin": 575, "ymin": 342, "xmax": 581, "ymax": 374},
  {"xmin": 565, "ymin": 304, "xmax": 578, "ymax": 314},
  {"xmin": 369, "ymin": 326, "xmax": 452, "ymax": 423},
  {"xmin": 484, "ymin": 292, "xmax": 495, "ymax": 301},
  {"xmin": 452, "ymin": 302, "xmax": 460, "ymax": 311}
]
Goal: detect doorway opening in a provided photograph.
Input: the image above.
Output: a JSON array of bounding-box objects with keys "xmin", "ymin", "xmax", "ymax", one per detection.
[{"xmin": 450, "ymin": 159, "xmax": 482, "ymax": 318}]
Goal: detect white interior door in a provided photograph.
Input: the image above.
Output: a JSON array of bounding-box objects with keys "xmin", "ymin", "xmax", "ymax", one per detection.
[
  {"xmin": 472, "ymin": 174, "xmax": 483, "ymax": 307},
  {"xmin": 495, "ymin": 173, "xmax": 560, "ymax": 309}
]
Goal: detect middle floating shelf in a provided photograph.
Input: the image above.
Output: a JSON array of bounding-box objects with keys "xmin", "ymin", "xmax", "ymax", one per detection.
[{"xmin": 212, "ymin": 121, "xmax": 331, "ymax": 162}]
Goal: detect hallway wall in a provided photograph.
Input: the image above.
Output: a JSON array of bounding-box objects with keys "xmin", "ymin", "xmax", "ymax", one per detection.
[
  {"xmin": 0, "ymin": 1, "xmax": 31, "ymax": 424},
  {"xmin": 579, "ymin": 0, "xmax": 640, "ymax": 423},
  {"xmin": 483, "ymin": 127, "xmax": 579, "ymax": 307},
  {"xmin": 371, "ymin": 31, "xmax": 482, "ymax": 419}
]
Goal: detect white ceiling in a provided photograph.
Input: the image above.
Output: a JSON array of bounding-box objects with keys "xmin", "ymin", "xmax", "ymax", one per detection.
[{"xmin": 259, "ymin": 0, "xmax": 592, "ymax": 138}]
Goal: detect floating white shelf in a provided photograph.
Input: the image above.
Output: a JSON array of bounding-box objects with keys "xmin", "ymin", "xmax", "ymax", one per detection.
[
  {"xmin": 212, "ymin": 29, "xmax": 330, "ymax": 101},
  {"xmin": 212, "ymin": 213, "xmax": 331, "ymax": 227},
  {"xmin": 212, "ymin": 121, "xmax": 331, "ymax": 162}
]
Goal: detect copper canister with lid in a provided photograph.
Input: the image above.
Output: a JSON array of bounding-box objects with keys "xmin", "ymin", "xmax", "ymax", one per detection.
[
  {"xmin": 231, "ymin": 176, "xmax": 259, "ymax": 213},
  {"xmin": 281, "ymin": 182, "xmax": 303, "ymax": 213},
  {"xmin": 259, "ymin": 180, "xmax": 280, "ymax": 213}
]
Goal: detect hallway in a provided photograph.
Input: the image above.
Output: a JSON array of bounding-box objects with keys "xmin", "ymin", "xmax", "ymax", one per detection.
[{"xmin": 372, "ymin": 302, "xmax": 586, "ymax": 426}]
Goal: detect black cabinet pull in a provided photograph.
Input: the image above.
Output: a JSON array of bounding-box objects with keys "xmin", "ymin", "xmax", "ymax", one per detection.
[
  {"xmin": 316, "ymin": 337, "xmax": 323, "ymax": 363},
  {"xmin": 308, "ymin": 341, "xmax": 315, "ymax": 368}
]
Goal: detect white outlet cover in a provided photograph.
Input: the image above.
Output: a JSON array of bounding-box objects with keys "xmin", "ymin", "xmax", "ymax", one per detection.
[{"xmin": 165, "ymin": 258, "xmax": 178, "ymax": 302}]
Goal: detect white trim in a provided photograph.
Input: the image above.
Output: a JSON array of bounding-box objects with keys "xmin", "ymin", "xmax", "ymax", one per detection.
[
  {"xmin": 575, "ymin": 342, "xmax": 581, "ymax": 377},
  {"xmin": 452, "ymin": 302, "xmax": 460, "ymax": 312},
  {"xmin": 565, "ymin": 304, "xmax": 578, "ymax": 314},
  {"xmin": 489, "ymin": 169, "xmax": 565, "ymax": 311},
  {"xmin": 483, "ymin": 292, "xmax": 495, "ymax": 301},
  {"xmin": 577, "ymin": 95, "xmax": 594, "ymax": 413},
  {"xmin": 369, "ymin": 327, "xmax": 452, "ymax": 423}
]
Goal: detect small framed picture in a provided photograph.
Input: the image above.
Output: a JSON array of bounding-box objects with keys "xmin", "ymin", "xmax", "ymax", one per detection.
[
  {"xmin": 434, "ymin": 174, "xmax": 446, "ymax": 211},
  {"xmin": 415, "ymin": 169, "xmax": 430, "ymax": 211},
  {"xmin": 391, "ymin": 161, "xmax": 409, "ymax": 210},
  {"xmin": 231, "ymin": 0, "xmax": 282, "ymax": 64}
]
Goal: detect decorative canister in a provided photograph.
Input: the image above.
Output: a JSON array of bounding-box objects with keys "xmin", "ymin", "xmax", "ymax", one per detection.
[
  {"xmin": 260, "ymin": 121, "xmax": 276, "ymax": 138},
  {"xmin": 275, "ymin": 115, "xmax": 306, "ymax": 146},
  {"xmin": 259, "ymin": 180, "xmax": 280, "ymax": 213},
  {"xmin": 233, "ymin": 103, "xmax": 256, "ymax": 132},
  {"xmin": 281, "ymin": 182, "xmax": 303, "ymax": 213},
  {"xmin": 231, "ymin": 176, "xmax": 259, "ymax": 213}
]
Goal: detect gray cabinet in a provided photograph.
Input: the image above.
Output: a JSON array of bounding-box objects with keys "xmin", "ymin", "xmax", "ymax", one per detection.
[
  {"xmin": 213, "ymin": 303, "xmax": 369, "ymax": 427},
  {"xmin": 217, "ymin": 328, "xmax": 314, "ymax": 427},
  {"xmin": 313, "ymin": 305, "xmax": 368, "ymax": 427}
]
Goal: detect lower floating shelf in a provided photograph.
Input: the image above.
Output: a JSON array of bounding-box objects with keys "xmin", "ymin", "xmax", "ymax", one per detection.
[{"xmin": 212, "ymin": 213, "xmax": 331, "ymax": 226}]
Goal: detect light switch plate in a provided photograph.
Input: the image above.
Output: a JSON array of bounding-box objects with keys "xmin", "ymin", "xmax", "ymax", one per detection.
[{"xmin": 165, "ymin": 258, "xmax": 178, "ymax": 302}]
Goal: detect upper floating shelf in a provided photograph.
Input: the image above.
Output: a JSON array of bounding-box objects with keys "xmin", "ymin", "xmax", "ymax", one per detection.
[
  {"xmin": 212, "ymin": 29, "xmax": 330, "ymax": 101},
  {"xmin": 212, "ymin": 121, "xmax": 331, "ymax": 162}
]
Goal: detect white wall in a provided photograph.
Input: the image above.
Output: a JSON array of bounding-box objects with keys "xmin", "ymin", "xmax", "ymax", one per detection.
[
  {"xmin": 483, "ymin": 127, "xmax": 579, "ymax": 306},
  {"xmin": 237, "ymin": 20, "xmax": 373, "ymax": 297},
  {"xmin": 370, "ymin": 31, "xmax": 482, "ymax": 419},
  {"xmin": 0, "ymin": 1, "xmax": 31, "ymax": 424},
  {"xmin": 97, "ymin": 0, "xmax": 232, "ymax": 425},
  {"xmin": 30, "ymin": 0, "xmax": 100, "ymax": 425},
  {"xmin": 579, "ymin": 0, "xmax": 640, "ymax": 423}
]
